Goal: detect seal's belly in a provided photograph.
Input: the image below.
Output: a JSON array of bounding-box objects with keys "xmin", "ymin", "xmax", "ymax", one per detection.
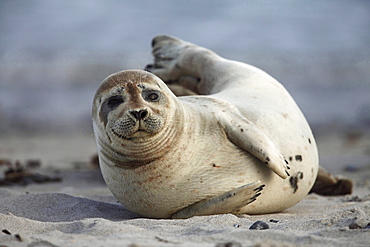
[
  {"xmin": 101, "ymin": 143, "xmax": 255, "ymax": 218},
  {"xmin": 101, "ymin": 132, "xmax": 317, "ymax": 218}
]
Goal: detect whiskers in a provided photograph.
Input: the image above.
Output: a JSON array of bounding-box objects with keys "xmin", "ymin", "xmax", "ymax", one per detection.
[{"xmin": 110, "ymin": 72, "xmax": 121, "ymax": 88}]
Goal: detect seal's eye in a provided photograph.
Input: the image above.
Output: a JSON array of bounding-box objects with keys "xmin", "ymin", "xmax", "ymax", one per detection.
[
  {"xmin": 148, "ymin": 93, "xmax": 158, "ymax": 101},
  {"xmin": 107, "ymin": 96, "xmax": 124, "ymax": 109},
  {"xmin": 145, "ymin": 91, "xmax": 160, "ymax": 102}
]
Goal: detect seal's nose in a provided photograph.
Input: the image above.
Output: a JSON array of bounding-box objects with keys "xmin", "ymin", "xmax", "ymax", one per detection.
[{"xmin": 130, "ymin": 109, "xmax": 148, "ymax": 120}]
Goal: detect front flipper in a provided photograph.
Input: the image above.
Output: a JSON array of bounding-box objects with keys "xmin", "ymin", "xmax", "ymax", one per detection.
[
  {"xmin": 171, "ymin": 181, "xmax": 264, "ymax": 219},
  {"xmin": 216, "ymin": 100, "xmax": 290, "ymax": 179}
]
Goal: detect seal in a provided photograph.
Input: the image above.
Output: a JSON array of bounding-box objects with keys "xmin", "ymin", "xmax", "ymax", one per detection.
[{"xmin": 92, "ymin": 35, "xmax": 319, "ymax": 219}]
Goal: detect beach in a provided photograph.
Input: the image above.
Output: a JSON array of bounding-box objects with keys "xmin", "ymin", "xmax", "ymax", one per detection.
[{"xmin": 0, "ymin": 131, "xmax": 369, "ymax": 247}]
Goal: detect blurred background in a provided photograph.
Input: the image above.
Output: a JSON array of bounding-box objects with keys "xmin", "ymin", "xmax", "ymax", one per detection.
[{"xmin": 1, "ymin": 0, "xmax": 369, "ymax": 136}]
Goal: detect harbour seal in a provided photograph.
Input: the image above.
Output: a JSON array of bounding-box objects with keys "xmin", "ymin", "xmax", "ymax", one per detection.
[{"xmin": 92, "ymin": 35, "xmax": 319, "ymax": 218}]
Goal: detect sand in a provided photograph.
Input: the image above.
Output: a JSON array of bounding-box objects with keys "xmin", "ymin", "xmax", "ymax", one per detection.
[{"xmin": 0, "ymin": 132, "xmax": 369, "ymax": 247}]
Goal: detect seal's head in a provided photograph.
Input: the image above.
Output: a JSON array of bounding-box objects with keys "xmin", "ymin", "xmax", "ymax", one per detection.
[{"xmin": 93, "ymin": 70, "xmax": 182, "ymax": 167}]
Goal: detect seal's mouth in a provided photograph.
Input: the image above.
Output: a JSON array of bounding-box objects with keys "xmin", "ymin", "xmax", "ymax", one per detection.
[
  {"xmin": 111, "ymin": 128, "xmax": 148, "ymax": 140},
  {"xmin": 109, "ymin": 113, "xmax": 164, "ymax": 142}
]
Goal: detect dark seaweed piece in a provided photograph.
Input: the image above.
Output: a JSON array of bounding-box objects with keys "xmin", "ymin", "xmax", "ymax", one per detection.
[{"xmin": 0, "ymin": 160, "xmax": 62, "ymax": 186}]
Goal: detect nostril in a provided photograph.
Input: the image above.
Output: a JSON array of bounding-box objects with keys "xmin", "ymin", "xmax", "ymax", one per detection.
[
  {"xmin": 130, "ymin": 109, "xmax": 148, "ymax": 120},
  {"xmin": 139, "ymin": 109, "xmax": 148, "ymax": 119},
  {"xmin": 130, "ymin": 111, "xmax": 139, "ymax": 120}
]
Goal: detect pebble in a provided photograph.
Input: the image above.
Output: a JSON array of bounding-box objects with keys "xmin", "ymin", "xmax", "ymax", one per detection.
[
  {"xmin": 249, "ymin": 221, "xmax": 269, "ymax": 230},
  {"xmin": 343, "ymin": 164, "xmax": 359, "ymax": 172},
  {"xmin": 215, "ymin": 242, "xmax": 242, "ymax": 247},
  {"xmin": 349, "ymin": 222, "xmax": 362, "ymax": 229},
  {"xmin": 349, "ymin": 218, "xmax": 369, "ymax": 229}
]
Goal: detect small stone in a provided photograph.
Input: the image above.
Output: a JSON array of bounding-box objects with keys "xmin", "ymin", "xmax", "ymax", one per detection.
[
  {"xmin": 215, "ymin": 242, "xmax": 242, "ymax": 247},
  {"xmin": 128, "ymin": 244, "xmax": 141, "ymax": 247},
  {"xmin": 349, "ymin": 218, "xmax": 369, "ymax": 229},
  {"xmin": 349, "ymin": 222, "xmax": 362, "ymax": 229},
  {"xmin": 249, "ymin": 220, "xmax": 269, "ymax": 230},
  {"xmin": 343, "ymin": 164, "xmax": 359, "ymax": 172},
  {"xmin": 14, "ymin": 234, "xmax": 22, "ymax": 242}
]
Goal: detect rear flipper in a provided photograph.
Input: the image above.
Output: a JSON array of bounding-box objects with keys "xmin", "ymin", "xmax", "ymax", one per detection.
[
  {"xmin": 310, "ymin": 166, "xmax": 353, "ymax": 196},
  {"xmin": 171, "ymin": 180, "xmax": 264, "ymax": 219},
  {"xmin": 167, "ymin": 75, "xmax": 201, "ymax": 96}
]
